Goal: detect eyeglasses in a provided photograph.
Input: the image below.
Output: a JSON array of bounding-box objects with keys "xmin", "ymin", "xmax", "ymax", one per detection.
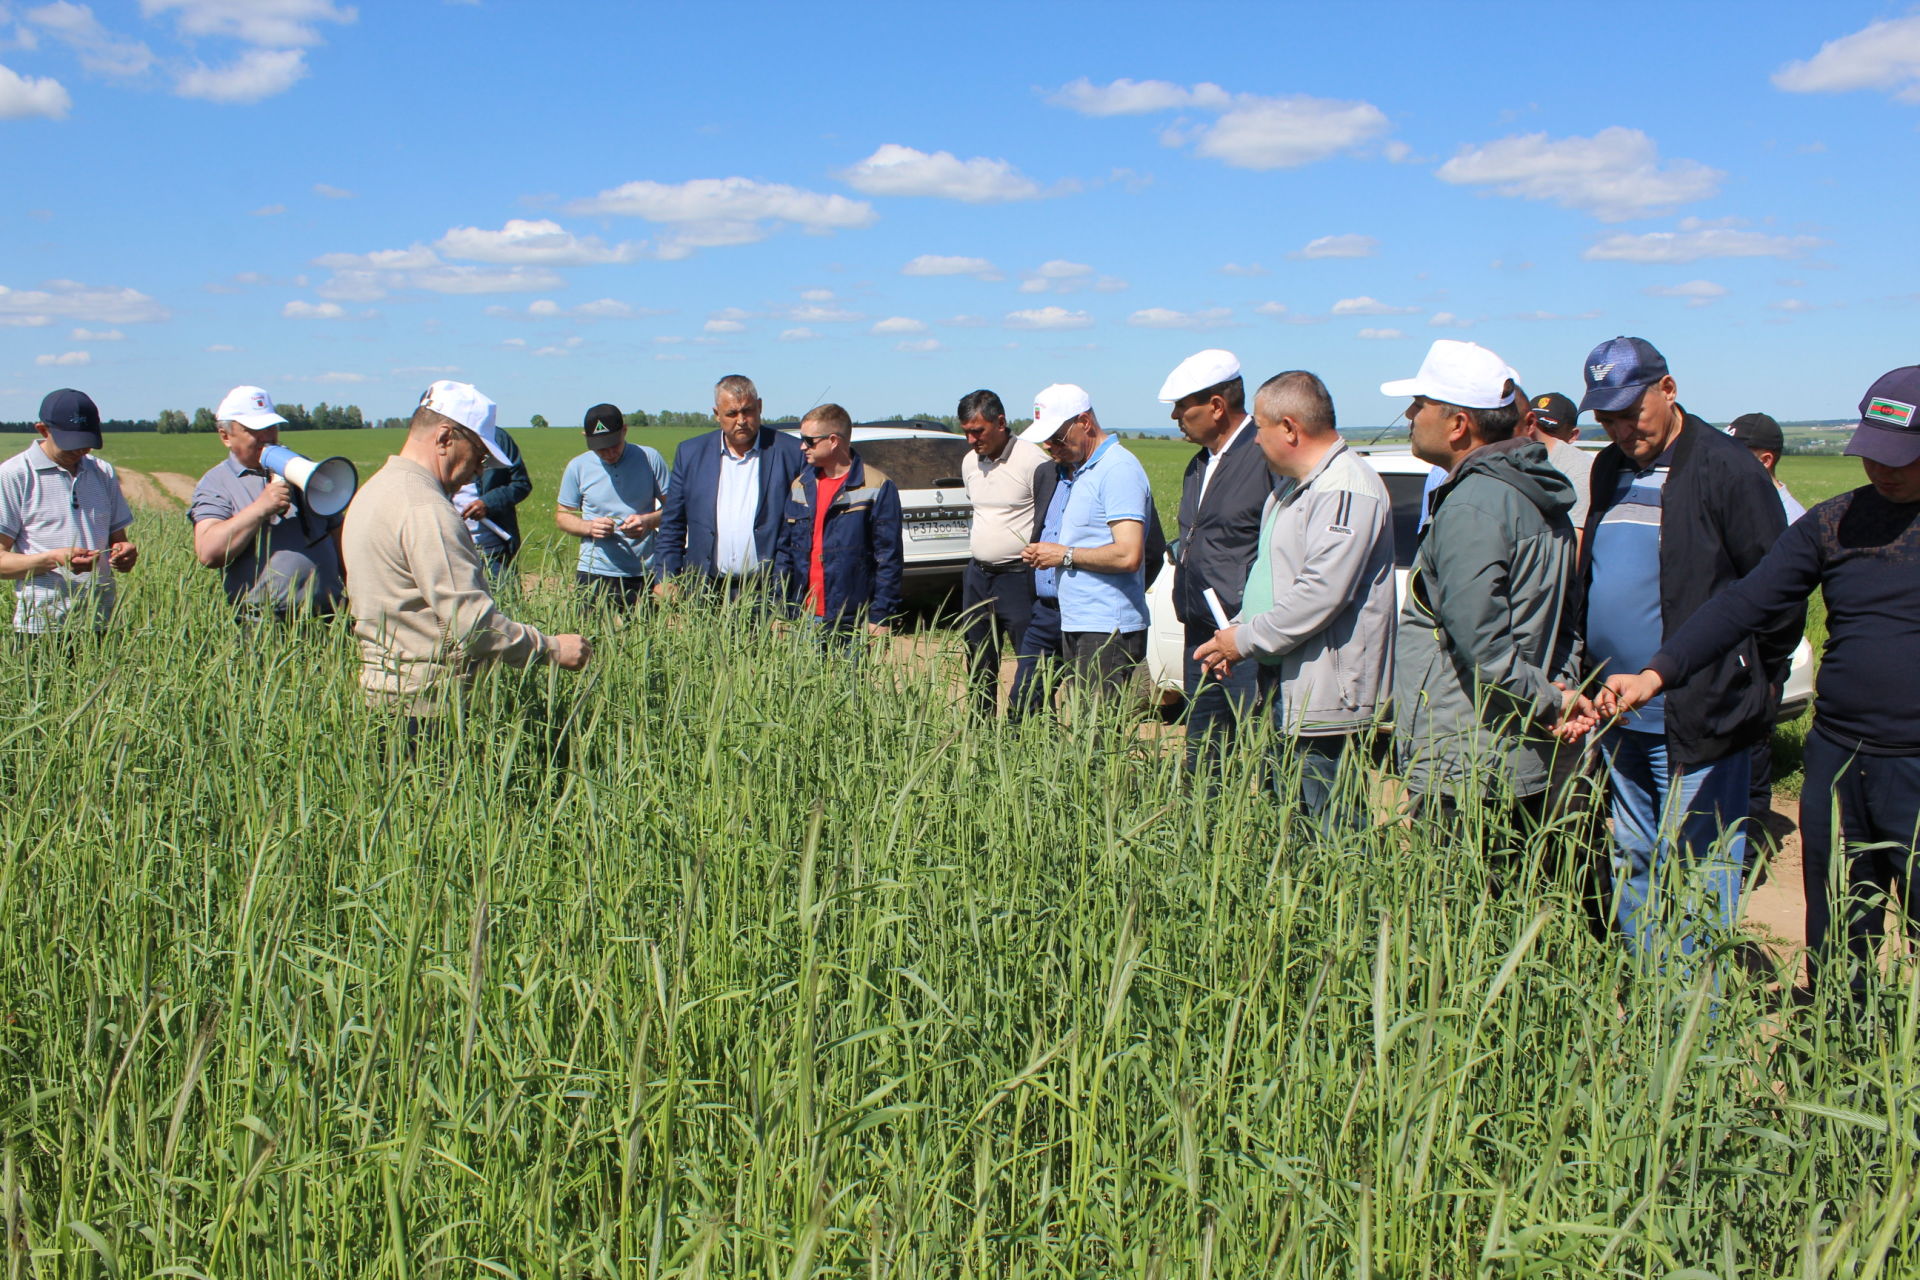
[{"xmin": 798, "ymin": 433, "xmax": 839, "ymax": 448}]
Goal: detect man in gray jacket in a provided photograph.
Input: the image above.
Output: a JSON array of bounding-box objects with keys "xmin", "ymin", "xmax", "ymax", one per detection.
[
  {"xmin": 1194, "ymin": 370, "xmax": 1395, "ymax": 827},
  {"xmin": 1383, "ymin": 340, "xmax": 1591, "ymax": 835}
]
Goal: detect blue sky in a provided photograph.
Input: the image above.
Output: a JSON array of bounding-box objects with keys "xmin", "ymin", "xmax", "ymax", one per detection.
[{"xmin": 3, "ymin": 1, "xmax": 1918, "ymax": 429}]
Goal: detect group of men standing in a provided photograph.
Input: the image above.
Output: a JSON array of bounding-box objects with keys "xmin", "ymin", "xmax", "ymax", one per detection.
[{"xmin": 6, "ymin": 338, "xmax": 1919, "ymax": 993}]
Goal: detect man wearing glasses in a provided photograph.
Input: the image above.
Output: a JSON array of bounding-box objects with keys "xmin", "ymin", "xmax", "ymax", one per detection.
[
  {"xmin": 1019, "ymin": 384, "xmax": 1153, "ymax": 698},
  {"xmin": 775, "ymin": 403, "xmax": 903, "ymax": 638},
  {"xmin": 343, "ymin": 381, "xmax": 591, "ymax": 717}
]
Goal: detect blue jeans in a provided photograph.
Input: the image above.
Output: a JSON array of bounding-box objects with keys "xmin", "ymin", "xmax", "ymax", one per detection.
[{"xmin": 1603, "ymin": 730, "xmax": 1749, "ymax": 965}]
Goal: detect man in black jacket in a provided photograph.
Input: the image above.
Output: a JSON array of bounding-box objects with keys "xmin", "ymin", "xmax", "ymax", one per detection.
[
  {"xmin": 1575, "ymin": 337, "xmax": 1802, "ymax": 970},
  {"xmin": 1162, "ymin": 349, "xmax": 1274, "ymax": 772}
]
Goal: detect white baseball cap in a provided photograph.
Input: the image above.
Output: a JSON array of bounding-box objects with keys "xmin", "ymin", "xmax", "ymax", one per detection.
[
  {"xmin": 215, "ymin": 385, "xmax": 288, "ymax": 431},
  {"xmin": 1379, "ymin": 340, "xmax": 1520, "ymax": 410},
  {"xmin": 1158, "ymin": 349, "xmax": 1241, "ymax": 403},
  {"xmin": 420, "ymin": 379, "xmax": 510, "ymax": 465},
  {"xmin": 1018, "ymin": 383, "xmax": 1093, "ymax": 446}
]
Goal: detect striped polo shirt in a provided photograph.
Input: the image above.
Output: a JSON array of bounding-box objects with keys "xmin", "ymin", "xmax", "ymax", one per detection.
[{"xmin": 1587, "ymin": 449, "xmax": 1672, "ymax": 731}]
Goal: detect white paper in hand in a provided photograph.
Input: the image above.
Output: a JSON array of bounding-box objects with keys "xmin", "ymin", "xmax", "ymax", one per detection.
[{"xmin": 1202, "ymin": 587, "xmax": 1231, "ymax": 629}]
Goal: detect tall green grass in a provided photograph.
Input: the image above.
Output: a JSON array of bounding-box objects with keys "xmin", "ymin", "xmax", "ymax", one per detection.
[{"xmin": 1, "ymin": 483, "xmax": 1915, "ymax": 1278}]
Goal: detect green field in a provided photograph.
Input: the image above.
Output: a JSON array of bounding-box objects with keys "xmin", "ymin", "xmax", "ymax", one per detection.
[{"xmin": 0, "ymin": 431, "xmax": 1912, "ymax": 1276}]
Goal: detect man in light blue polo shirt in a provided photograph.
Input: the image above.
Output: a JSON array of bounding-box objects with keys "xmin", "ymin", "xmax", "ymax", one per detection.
[
  {"xmin": 1019, "ymin": 383, "xmax": 1151, "ymax": 695},
  {"xmin": 557, "ymin": 403, "xmax": 670, "ymax": 611}
]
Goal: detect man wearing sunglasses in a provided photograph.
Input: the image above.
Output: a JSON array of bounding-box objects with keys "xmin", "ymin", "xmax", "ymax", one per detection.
[
  {"xmin": 774, "ymin": 404, "xmax": 903, "ymax": 639},
  {"xmin": 343, "ymin": 381, "xmax": 591, "ymax": 717},
  {"xmin": 1018, "ymin": 384, "xmax": 1153, "ymax": 698}
]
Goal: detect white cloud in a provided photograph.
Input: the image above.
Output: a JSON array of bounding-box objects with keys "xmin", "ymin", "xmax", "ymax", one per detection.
[
  {"xmin": 70, "ymin": 327, "xmax": 122, "ymax": 340},
  {"xmin": 0, "ymin": 279, "xmax": 168, "ymax": 324},
  {"xmin": 301, "ymin": 371, "xmax": 367, "ymax": 384},
  {"xmin": 1436, "ymin": 127, "xmax": 1722, "ymax": 221},
  {"xmin": 1192, "ymin": 95, "xmax": 1390, "ymax": 170},
  {"xmin": 141, "ymin": 0, "xmax": 354, "ymax": 48},
  {"xmin": 1127, "ymin": 306, "xmax": 1234, "ymax": 330},
  {"xmin": 173, "ymin": 48, "xmax": 308, "ymax": 103},
  {"xmin": 1355, "ymin": 328, "xmax": 1405, "ymax": 340},
  {"xmin": 566, "ymin": 176, "xmax": 874, "ymax": 256},
  {"xmin": 205, "ymin": 343, "xmax": 237, "ymax": 352},
  {"xmin": 1253, "ymin": 301, "xmax": 1328, "ymax": 326},
  {"xmin": 1769, "ymin": 298, "xmax": 1816, "ymax": 313},
  {"xmin": 282, "ymin": 299, "xmax": 344, "ymax": 319},
  {"xmin": 0, "ymin": 62, "xmax": 71, "ymax": 119},
  {"xmin": 703, "ymin": 318, "xmax": 745, "ymax": 334},
  {"xmin": 312, "ymin": 182, "xmax": 353, "ymax": 199},
  {"xmin": 1427, "ymin": 312, "xmax": 1471, "ymax": 328},
  {"xmin": 391, "ymin": 365, "xmax": 460, "ymax": 376},
  {"xmin": 1293, "ymin": 233, "xmax": 1378, "ymax": 260},
  {"xmin": 1643, "ymin": 279, "xmax": 1727, "ymax": 307},
  {"xmin": 1773, "ymin": 15, "xmax": 1920, "ymax": 103},
  {"xmin": 798, "ymin": 287, "xmax": 834, "ymax": 301},
  {"xmin": 23, "ymin": 3, "xmax": 154, "ymax": 77},
  {"xmin": 1332, "ymin": 295, "xmax": 1418, "ymax": 316},
  {"xmin": 1017, "ymin": 259, "xmax": 1124, "ymax": 295},
  {"xmin": 1049, "ymin": 76, "xmax": 1231, "ymax": 115},
  {"xmin": 778, "ymin": 327, "xmax": 819, "ymax": 343},
  {"xmin": 495, "ymin": 297, "xmax": 645, "ymax": 320},
  {"xmin": 436, "ymin": 219, "xmax": 644, "ymax": 265},
  {"xmin": 653, "ymin": 351, "xmax": 686, "ymax": 362},
  {"xmin": 896, "ymin": 338, "xmax": 941, "ymax": 352},
  {"xmin": 573, "ymin": 297, "xmax": 636, "ymax": 319},
  {"xmin": 1004, "ymin": 306, "xmax": 1092, "ymax": 331},
  {"xmin": 311, "ymin": 246, "xmax": 565, "ymax": 299},
  {"xmin": 1583, "ymin": 221, "xmax": 1822, "ymax": 263},
  {"xmin": 788, "ymin": 304, "xmax": 862, "ymax": 324},
  {"xmin": 1254, "ymin": 301, "xmax": 1289, "ymax": 316},
  {"xmin": 1217, "ymin": 262, "xmax": 1269, "ymax": 277},
  {"xmin": 901, "ymin": 253, "xmax": 1001, "ymax": 280},
  {"xmin": 871, "ymin": 316, "xmax": 926, "ymax": 334},
  {"xmin": 942, "ymin": 314, "xmax": 988, "ymax": 327},
  {"xmin": 35, "ymin": 350, "xmax": 90, "ymax": 366},
  {"xmin": 251, "ymin": 203, "xmax": 285, "ymax": 216},
  {"xmin": 532, "ymin": 345, "xmax": 569, "ymax": 357},
  {"xmin": 1055, "ymin": 79, "xmax": 1390, "ymax": 170},
  {"xmin": 840, "ymin": 143, "xmax": 1042, "ymax": 202}
]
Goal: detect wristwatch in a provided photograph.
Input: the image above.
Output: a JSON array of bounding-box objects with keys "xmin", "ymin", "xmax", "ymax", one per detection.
[{"xmin": 1062, "ymin": 547, "xmax": 1076, "ymax": 572}]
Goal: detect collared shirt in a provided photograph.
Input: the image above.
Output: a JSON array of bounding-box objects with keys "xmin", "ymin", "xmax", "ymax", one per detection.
[
  {"xmin": 340, "ymin": 455, "xmax": 550, "ymax": 713},
  {"xmin": 0, "ymin": 444, "xmax": 134, "ymax": 633},
  {"xmin": 1196, "ymin": 415, "xmax": 1251, "ymax": 507},
  {"xmin": 962, "ymin": 433, "xmax": 1048, "ymax": 563},
  {"xmin": 1033, "ymin": 469, "xmax": 1070, "ymax": 600},
  {"xmin": 558, "ymin": 444, "xmax": 670, "ymax": 577},
  {"xmin": 713, "ymin": 442, "xmax": 763, "ymax": 576},
  {"xmin": 1589, "ymin": 447, "xmax": 1674, "ymax": 732},
  {"xmin": 1058, "ymin": 436, "xmax": 1151, "ymax": 633},
  {"xmin": 189, "ymin": 454, "xmax": 344, "ymax": 612},
  {"xmin": 1776, "ymin": 480, "xmax": 1806, "ymax": 524}
]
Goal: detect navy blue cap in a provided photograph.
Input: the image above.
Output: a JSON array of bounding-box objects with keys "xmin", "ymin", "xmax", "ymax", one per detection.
[
  {"xmin": 1578, "ymin": 336, "xmax": 1669, "ymax": 414},
  {"xmin": 37, "ymin": 388, "xmax": 103, "ymax": 450},
  {"xmin": 1846, "ymin": 366, "xmax": 1920, "ymax": 468}
]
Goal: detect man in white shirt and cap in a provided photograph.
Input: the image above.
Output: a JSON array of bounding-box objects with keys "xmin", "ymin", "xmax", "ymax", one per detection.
[{"xmin": 1161, "ymin": 348, "xmax": 1274, "ymax": 773}]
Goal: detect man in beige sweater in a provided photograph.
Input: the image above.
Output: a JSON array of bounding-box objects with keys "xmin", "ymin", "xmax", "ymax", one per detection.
[{"xmin": 344, "ymin": 396, "xmax": 590, "ymax": 714}]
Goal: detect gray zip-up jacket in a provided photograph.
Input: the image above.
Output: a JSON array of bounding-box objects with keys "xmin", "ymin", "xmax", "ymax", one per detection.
[
  {"xmin": 1232, "ymin": 441, "xmax": 1396, "ymax": 736},
  {"xmin": 1393, "ymin": 437, "xmax": 1579, "ymax": 800}
]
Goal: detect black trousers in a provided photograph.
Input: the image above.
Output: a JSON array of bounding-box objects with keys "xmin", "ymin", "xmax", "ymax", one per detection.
[
  {"xmin": 960, "ymin": 559, "xmax": 1036, "ymax": 717},
  {"xmin": 1062, "ymin": 628, "xmax": 1147, "ymax": 697},
  {"xmin": 1182, "ymin": 620, "xmax": 1262, "ymax": 773},
  {"xmin": 576, "ymin": 572, "xmax": 651, "ymax": 611},
  {"xmin": 1801, "ymin": 725, "xmax": 1920, "ymax": 993}
]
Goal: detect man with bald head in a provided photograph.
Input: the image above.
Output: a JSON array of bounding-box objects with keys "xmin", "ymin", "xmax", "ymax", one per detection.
[
  {"xmin": 1194, "ymin": 371, "xmax": 1395, "ymax": 825},
  {"xmin": 343, "ymin": 382, "xmax": 590, "ymax": 717},
  {"xmin": 655, "ymin": 373, "xmax": 807, "ymax": 598}
]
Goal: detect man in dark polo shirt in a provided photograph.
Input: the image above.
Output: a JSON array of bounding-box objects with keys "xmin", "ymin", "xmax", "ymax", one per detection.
[
  {"xmin": 189, "ymin": 384, "xmax": 344, "ymax": 619},
  {"xmin": 1603, "ymin": 365, "xmax": 1920, "ymax": 999}
]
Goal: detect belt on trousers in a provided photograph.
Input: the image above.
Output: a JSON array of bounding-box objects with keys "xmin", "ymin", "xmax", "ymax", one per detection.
[{"xmin": 971, "ymin": 558, "xmax": 1029, "ymax": 575}]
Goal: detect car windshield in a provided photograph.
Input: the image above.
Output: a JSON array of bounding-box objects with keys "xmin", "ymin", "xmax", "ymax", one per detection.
[
  {"xmin": 851, "ymin": 436, "xmax": 969, "ymax": 489},
  {"xmin": 1381, "ymin": 472, "xmax": 1427, "ymax": 568}
]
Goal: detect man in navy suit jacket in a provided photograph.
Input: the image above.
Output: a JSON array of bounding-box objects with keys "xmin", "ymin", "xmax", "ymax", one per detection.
[{"xmin": 654, "ymin": 373, "xmax": 807, "ymax": 593}]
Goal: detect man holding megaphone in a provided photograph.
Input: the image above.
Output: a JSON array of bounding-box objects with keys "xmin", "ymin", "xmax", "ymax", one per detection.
[{"xmin": 189, "ymin": 385, "xmax": 346, "ymax": 620}]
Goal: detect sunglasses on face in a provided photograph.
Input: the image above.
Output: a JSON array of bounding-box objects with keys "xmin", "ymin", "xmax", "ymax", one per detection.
[{"xmin": 799, "ymin": 433, "xmax": 839, "ymax": 448}]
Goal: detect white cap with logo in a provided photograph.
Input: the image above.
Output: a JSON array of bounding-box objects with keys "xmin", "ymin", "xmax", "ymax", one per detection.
[
  {"xmin": 420, "ymin": 379, "xmax": 511, "ymax": 465},
  {"xmin": 1018, "ymin": 383, "xmax": 1093, "ymax": 447},
  {"xmin": 215, "ymin": 385, "xmax": 289, "ymax": 431},
  {"xmin": 1379, "ymin": 340, "xmax": 1520, "ymax": 410},
  {"xmin": 1157, "ymin": 349, "xmax": 1241, "ymax": 403}
]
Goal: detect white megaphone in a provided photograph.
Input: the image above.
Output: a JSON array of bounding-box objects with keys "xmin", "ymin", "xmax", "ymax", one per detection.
[{"xmin": 260, "ymin": 444, "xmax": 358, "ymax": 518}]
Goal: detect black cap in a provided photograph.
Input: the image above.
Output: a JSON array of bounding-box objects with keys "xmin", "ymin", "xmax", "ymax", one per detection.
[
  {"xmin": 38, "ymin": 388, "xmax": 103, "ymax": 450},
  {"xmin": 583, "ymin": 402, "xmax": 625, "ymax": 443},
  {"xmin": 1529, "ymin": 392, "xmax": 1580, "ymax": 438},
  {"xmin": 1727, "ymin": 412, "xmax": 1784, "ymax": 455}
]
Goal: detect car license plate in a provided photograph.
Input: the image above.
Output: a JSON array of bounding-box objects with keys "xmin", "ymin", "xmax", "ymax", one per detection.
[{"xmin": 908, "ymin": 520, "xmax": 968, "ymax": 541}]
